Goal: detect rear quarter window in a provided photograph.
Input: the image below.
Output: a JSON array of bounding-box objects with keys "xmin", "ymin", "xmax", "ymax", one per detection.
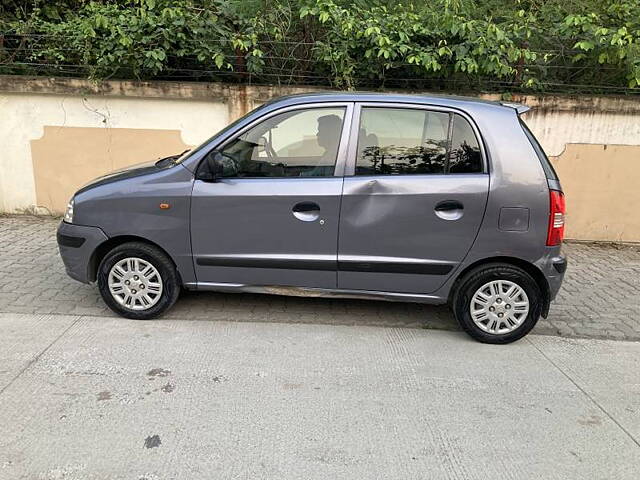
[{"xmin": 519, "ymin": 119, "xmax": 558, "ymax": 180}]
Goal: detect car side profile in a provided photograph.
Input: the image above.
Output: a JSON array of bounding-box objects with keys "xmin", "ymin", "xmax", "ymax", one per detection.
[{"xmin": 57, "ymin": 93, "xmax": 567, "ymax": 344}]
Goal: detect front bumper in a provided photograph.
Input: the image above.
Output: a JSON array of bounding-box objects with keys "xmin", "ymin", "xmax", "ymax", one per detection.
[{"xmin": 57, "ymin": 222, "xmax": 108, "ymax": 284}]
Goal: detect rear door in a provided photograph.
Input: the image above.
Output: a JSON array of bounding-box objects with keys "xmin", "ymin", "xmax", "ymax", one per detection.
[
  {"xmin": 337, "ymin": 103, "xmax": 490, "ymax": 294},
  {"xmin": 191, "ymin": 103, "xmax": 352, "ymax": 289}
]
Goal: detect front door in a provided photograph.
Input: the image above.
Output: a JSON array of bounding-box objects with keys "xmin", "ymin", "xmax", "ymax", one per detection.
[
  {"xmin": 337, "ymin": 104, "xmax": 490, "ymax": 294},
  {"xmin": 191, "ymin": 103, "xmax": 352, "ymax": 289}
]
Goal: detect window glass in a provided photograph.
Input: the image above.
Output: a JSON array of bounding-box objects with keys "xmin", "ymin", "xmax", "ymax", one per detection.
[
  {"xmin": 356, "ymin": 108, "xmax": 449, "ymax": 175},
  {"xmin": 519, "ymin": 118, "xmax": 558, "ymax": 180},
  {"xmin": 218, "ymin": 107, "xmax": 345, "ymax": 177},
  {"xmin": 175, "ymin": 103, "xmax": 271, "ymax": 165},
  {"xmin": 448, "ymin": 114, "xmax": 483, "ymax": 173}
]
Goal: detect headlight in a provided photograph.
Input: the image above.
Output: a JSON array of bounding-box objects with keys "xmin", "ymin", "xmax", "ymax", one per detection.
[{"xmin": 64, "ymin": 198, "xmax": 74, "ymax": 223}]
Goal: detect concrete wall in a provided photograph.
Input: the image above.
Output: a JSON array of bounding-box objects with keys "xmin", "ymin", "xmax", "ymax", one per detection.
[
  {"xmin": 1, "ymin": 76, "xmax": 639, "ymax": 242},
  {"xmin": 518, "ymin": 98, "xmax": 640, "ymax": 243}
]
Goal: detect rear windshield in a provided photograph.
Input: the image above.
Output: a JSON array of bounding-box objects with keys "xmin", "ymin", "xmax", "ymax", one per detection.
[{"xmin": 519, "ymin": 118, "xmax": 558, "ymax": 180}]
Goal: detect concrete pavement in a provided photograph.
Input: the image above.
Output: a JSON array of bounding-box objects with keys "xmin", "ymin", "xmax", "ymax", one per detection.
[{"xmin": 0, "ymin": 312, "xmax": 638, "ymax": 479}]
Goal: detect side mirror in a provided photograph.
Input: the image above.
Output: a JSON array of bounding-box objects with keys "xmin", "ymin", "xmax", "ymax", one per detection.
[
  {"xmin": 200, "ymin": 151, "xmax": 238, "ymax": 181},
  {"xmin": 206, "ymin": 151, "xmax": 225, "ymax": 181}
]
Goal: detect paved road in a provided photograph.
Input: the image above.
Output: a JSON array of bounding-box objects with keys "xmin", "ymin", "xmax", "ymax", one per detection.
[
  {"xmin": 1, "ymin": 215, "xmax": 640, "ymax": 340},
  {"xmin": 0, "ymin": 312, "xmax": 638, "ymax": 479}
]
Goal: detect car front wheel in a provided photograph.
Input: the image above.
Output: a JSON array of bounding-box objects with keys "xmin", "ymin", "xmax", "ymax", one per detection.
[
  {"xmin": 452, "ymin": 263, "xmax": 542, "ymax": 344},
  {"xmin": 97, "ymin": 242, "xmax": 180, "ymax": 320}
]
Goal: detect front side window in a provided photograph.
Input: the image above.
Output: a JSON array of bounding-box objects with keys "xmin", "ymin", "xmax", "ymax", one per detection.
[
  {"xmin": 355, "ymin": 107, "xmax": 484, "ymax": 176},
  {"xmin": 217, "ymin": 107, "xmax": 345, "ymax": 178}
]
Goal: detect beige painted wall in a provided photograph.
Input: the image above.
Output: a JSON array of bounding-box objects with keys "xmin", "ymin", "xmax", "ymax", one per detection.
[
  {"xmin": 0, "ymin": 89, "xmax": 228, "ymax": 213},
  {"xmin": 551, "ymin": 144, "xmax": 640, "ymax": 242},
  {"xmin": 31, "ymin": 127, "xmax": 190, "ymax": 213},
  {"xmin": 1, "ymin": 76, "xmax": 639, "ymax": 242}
]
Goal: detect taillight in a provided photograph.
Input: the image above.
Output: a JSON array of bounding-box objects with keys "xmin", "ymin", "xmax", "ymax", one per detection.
[{"xmin": 546, "ymin": 190, "xmax": 565, "ymax": 246}]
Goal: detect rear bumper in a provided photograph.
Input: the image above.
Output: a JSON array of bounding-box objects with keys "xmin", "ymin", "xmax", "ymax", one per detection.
[
  {"xmin": 552, "ymin": 256, "xmax": 567, "ymax": 274},
  {"xmin": 543, "ymin": 254, "xmax": 567, "ymax": 301},
  {"xmin": 57, "ymin": 222, "xmax": 108, "ymax": 284},
  {"xmin": 532, "ymin": 249, "xmax": 567, "ymax": 318}
]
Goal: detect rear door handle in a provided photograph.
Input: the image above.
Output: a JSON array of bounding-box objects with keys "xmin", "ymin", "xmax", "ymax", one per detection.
[
  {"xmin": 434, "ymin": 200, "xmax": 464, "ymax": 220},
  {"xmin": 292, "ymin": 201, "xmax": 320, "ymax": 222}
]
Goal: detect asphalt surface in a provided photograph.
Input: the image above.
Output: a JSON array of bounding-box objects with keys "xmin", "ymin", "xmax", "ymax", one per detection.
[{"xmin": 0, "ymin": 312, "xmax": 638, "ymax": 479}]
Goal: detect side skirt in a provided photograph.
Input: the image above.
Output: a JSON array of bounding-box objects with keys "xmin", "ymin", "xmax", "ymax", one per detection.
[{"xmin": 182, "ymin": 282, "xmax": 447, "ymax": 305}]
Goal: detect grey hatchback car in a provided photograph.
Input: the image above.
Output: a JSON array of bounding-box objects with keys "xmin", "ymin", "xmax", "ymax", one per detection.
[{"xmin": 57, "ymin": 93, "xmax": 566, "ymax": 343}]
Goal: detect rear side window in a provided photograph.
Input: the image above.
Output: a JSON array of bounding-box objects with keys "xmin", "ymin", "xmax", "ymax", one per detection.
[
  {"xmin": 520, "ymin": 119, "xmax": 558, "ymax": 180},
  {"xmin": 355, "ymin": 107, "xmax": 484, "ymax": 176},
  {"xmin": 356, "ymin": 108, "xmax": 449, "ymax": 175}
]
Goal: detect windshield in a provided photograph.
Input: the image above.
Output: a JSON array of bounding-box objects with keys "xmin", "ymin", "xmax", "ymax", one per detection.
[{"xmin": 173, "ymin": 102, "xmax": 271, "ymax": 165}]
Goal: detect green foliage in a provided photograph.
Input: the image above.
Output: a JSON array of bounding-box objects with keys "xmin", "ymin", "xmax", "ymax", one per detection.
[
  {"xmin": 2, "ymin": 0, "xmax": 264, "ymax": 79},
  {"xmin": 562, "ymin": 2, "xmax": 640, "ymax": 88},
  {"xmin": 300, "ymin": 0, "xmax": 540, "ymax": 89},
  {"xmin": 1, "ymin": 0, "xmax": 638, "ymax": 92}
]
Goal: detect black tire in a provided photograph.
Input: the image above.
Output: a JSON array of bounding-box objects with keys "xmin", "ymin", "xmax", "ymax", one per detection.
[
  {"xmin": 97, "ymin": 242, "xmax": 180, "ymax": 320},
  {"xmin": 452, "ymin": 263, "xmax": 542, "ymax": 344}
]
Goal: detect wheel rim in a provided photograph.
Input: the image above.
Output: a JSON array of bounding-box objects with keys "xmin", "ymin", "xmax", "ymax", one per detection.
[
  {"xmin": 469, "ymin": 280, "xmax": 529, "ymax": 335},
  {"xmin": 108, "ymin": 257, "xmax": 163, "ymax": 311}
]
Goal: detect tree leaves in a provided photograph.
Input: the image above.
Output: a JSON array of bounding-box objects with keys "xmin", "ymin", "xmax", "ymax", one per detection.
[{"xmin": 1, "ymin": 0, "xmax": 638, "ymax": 91}]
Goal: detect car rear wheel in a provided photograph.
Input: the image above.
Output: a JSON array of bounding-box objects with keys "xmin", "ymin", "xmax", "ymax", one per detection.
[
  {"xmin": 452, "ymin": 263, "xmax": 542, "ymax": 344},
  {"xmin": 97, "ymin": 242, "xmax": 180, "ymax": 320}
]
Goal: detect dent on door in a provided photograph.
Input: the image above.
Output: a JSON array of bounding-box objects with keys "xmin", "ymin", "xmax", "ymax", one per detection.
[{"xmin": 337, "ymin": 174, "xmax": 490, "ymax": 294}]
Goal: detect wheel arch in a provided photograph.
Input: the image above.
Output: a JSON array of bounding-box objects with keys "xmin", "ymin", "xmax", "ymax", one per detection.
[
  {"xmin": 449, "ymin": 256, "xmax": 551, "ymax": 318},
  {"xmin": 88, "ymin": 235, "xmax": 182, "ymax": 284}
]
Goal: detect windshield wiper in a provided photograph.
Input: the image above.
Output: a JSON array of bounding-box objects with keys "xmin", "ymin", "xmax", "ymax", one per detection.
[{"xmin": 155, "ymin": 149, "xmax": 191, "ymax": 167}]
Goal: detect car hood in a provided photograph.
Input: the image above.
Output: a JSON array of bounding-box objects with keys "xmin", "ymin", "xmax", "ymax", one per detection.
[{"xmin": 75, "ymin": 160, "xmax": 161, "ymax": 195}]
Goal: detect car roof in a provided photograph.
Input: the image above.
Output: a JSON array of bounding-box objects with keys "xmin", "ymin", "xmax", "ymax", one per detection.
[{"xmin": 263, "ymin": 91, "xmax": 528, "ymax": 114}]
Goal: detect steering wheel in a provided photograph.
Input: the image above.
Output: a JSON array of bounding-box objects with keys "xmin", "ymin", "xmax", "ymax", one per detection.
[{"xmin": 259, "ymin": 135, "xmax": 278, "ymax": 161}]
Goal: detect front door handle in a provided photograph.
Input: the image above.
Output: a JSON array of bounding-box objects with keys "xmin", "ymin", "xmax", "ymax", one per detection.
[
  {"xmin": 292, "ymin": 201, "xmax": 320, "ymax": 222},
  {"xmin": 434, "ymin": 200, "xmax": 464, "ymax": 221}
]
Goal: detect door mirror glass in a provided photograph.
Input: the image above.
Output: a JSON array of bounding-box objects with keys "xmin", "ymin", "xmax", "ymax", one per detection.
[
  {"xmin": 202, "ymin": 151, "xmax": 238, "ymax": 181},
  {"xmin": 206, "ymin": 152, "xmax": 223, "ymax": 178}
]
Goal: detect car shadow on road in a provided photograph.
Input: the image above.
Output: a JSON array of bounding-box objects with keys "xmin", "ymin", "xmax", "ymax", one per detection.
[{"xmin": 169, "ymin": 289, "xmax": 460, "ymax": 331}]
